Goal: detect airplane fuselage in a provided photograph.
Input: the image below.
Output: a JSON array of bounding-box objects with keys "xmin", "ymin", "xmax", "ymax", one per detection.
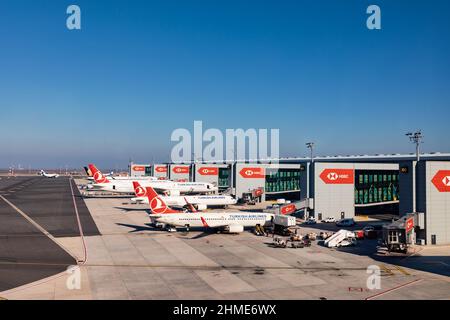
[
  {"xmin": 131, "ymin": 194, "xmax": 236, "ymax": 206},
  {"xmin": 154, "ymin": 212, "xmax": 274, "ymax": 230},
  {"xmin": 91, "ymin": 180, "xmax": 217, "ymax": 194}
]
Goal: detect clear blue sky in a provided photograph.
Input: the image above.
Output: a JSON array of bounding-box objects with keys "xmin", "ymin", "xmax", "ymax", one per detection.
[{"xmin": 0, "ymin": 0, "xmax": 449, "ymax": 169}]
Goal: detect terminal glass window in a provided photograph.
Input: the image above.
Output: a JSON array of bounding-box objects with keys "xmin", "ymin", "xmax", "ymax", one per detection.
[
  {"xmin": 218, "ymin": 168, "xmax": 230, "ymax": 188},
  {"xmin": 265, "ymin": 169, "xmax": 300, "ymax": 193},
  {"xmin": 354, "ymin": 170, "xmax": 399, "ymax": 205}
]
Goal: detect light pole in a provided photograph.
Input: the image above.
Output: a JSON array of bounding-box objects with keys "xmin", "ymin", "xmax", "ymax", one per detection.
[
  {"xmin": 306, "ymin": 142, "xmax": 314, "ymax": 163},
  {"xmin": 406, "ymin": 130, "xmax": 423, "ymax": 162},
  {"xmin": 406, "ymin": 130, "xmax": 423, "ymax": 213}
]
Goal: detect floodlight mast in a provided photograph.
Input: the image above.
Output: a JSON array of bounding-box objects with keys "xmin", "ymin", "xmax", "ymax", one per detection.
[
  {"xmin": 406, "ymin": 130, "xmax": 423, "ymax": 162},
  {"xmin": 306, "ymin": 142, "xmax": 314, "ymax": 163}
]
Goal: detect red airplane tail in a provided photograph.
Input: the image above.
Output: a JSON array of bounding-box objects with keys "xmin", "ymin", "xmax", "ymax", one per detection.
[
  {"xmin": 145, "ymin": 186, "xmax": 180, "ymax": 214},
  {"xmin": 132, "ymin": 181, "xmax": 147, "ymax": 197},
  {"xmin": 88, "ymin": 164, "xmax": 110, "ymax": 184}
]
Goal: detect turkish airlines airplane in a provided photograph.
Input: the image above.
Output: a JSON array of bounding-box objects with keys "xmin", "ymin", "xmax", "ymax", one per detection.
[
  {"xmin": 131, "ymin": 181, "xmax": 236, "ymax": 209},
  {"xmin": 144, "ymin": 185, "xmax": 274, "ymax": 233},
  {"xmin": 88, "ymin": 164, "xmax": 217, "ymax": 194},
  {"xmin": 39, "ymin": 170, "xmax": 59, "ymax": 178},
  {"xmin": 85, "ymin": 164, "xmax": 157, "ymax": 181}
]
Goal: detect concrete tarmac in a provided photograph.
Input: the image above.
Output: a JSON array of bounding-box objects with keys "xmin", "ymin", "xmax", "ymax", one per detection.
[
  {"xmin": 0, "ymin": 176, "xmax": 99, "ymax": 292},
  {"xmin": 1, "ymin": 176, "xmax": 99, "ymax": 237}
]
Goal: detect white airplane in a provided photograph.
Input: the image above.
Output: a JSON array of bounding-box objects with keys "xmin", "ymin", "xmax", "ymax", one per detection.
[
  {"xmin": 84, "ymin": 165, "xmax": 158, "ymax": 182},
  {"xmin": 131, "ymin": 181, "xmax": 236, "ymax": 209},
  {"xmin": 88, "ymin": 164, "xmax": 217, "ymax": 194},
  {"xmin": 39, "ymin": 170, "xmax": 59, "ymax": 178},
  {"xmin": 144, "ymin": 186, "xmax": 274, "ymax": 233}
]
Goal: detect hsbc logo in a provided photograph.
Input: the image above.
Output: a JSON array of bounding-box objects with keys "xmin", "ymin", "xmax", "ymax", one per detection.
[
  {"xmin": 173, "ymin": 166, "xmax": 189, "ymax": 174},
  {"xmin": 320, "ymin": 169, "xmax": 354, "ymax": 184},
  {"xmin": 155, "ymin": 166, "xmax": 167, "ymax": 173},
  {"xmin": 198, "ymin": 167, "xmax": 218, "ymax": 176},
  {"xmin": 239, "ymin": 167, "xmax": 265, "ymax": 179},
  {"xmin": 442, "ymin": 176, "xmax": 450, "ymax": 187},
  {"xmin": 327, "ymin": 172, "xmax": 338, "ymax": 180},
  {"xmin": 327, "ymin": 172, "xmax": 350, "ymax": 180},
  {"xmin": 431, "ymin": 170, "xmax": 450, "ymax": 192}
]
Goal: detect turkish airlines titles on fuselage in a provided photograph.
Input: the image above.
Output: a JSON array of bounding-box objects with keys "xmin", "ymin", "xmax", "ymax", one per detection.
[
  {"xmin": 93, "ymin": 178, "xmax": 216, "ymax": 194},
  {"xmin": 132, "ymin": 194, "xmax": 236, "ymax": 206},
  {"xmin": 156, "ymin": 212, "xmax": 273, "ymax": 229}
]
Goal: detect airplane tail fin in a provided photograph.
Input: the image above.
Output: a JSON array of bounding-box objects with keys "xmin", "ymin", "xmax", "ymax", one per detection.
[
  {"xmin": 132, "ymin": 181, "xmax": 147, "ymax": 198},
  {"xmin": 145, "ymin": 186, "xmax": 180, "ymax": 214},
  {"xmin": 84, "ymin": 166, "xmax": 92, "ymax": 177},
  {"xmin": 88, "ymin": 164, "xmax": 110, "ymax": 183}
]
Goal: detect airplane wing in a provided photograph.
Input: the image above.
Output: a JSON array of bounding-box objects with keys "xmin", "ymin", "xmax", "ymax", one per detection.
[{"xmin": 184, "ymin": 197, "xmax": 198, "ymax": 213}]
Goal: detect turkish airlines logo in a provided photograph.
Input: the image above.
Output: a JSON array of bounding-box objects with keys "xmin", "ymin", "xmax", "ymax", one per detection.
[
  {"xmin": 150, "ymin": 196, "xmax": 168, "ymax": 214},
  {"xmin": 198, "ymin": 167, "xmax": 218, "ymax": 176},
  {"xmin": 134, "ymin": 186, "xmax": 146, "ymax": 197},
  {"xmin": 406, "ymin": 218, "xmax": 414, "ymax": 232},
  {"xmin": 172, "ymin": 166, "xmax": 189, "ymax": 174},
  {"xmin": 320, "ymin": 169, "xmax": 354, "ymax": 184},
  {"xmin": 93, "ymin": 171, "xmax": 108, "ymax": 183},
  {"xmin": 239, "ymin": 167, "xmax": 265, "ymax": 179},
  {"xmin": 281, "ymin": 204, "xmax": 296, "ymax": 214},
  {"xmin": 431, "ymin": 170, "xmax": 450, "ymax": 192},
  {"xmin": 155, "ymin": 166, "xmax": 167, "ymax": 173},
  {"xmin": 254, "ymin": 188, "xmax": 263, "ymax": 197}
]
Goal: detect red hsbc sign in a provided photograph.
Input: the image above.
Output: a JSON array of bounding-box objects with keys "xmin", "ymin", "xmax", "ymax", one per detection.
[
  {"xmin": 172, "ymin": 166, "xmax": 189, "ymax": 174},
  {"xmin": 198, "ymin": 167, "xmax": 218, "ymax": 176},
  {"xmin": 405, "ymin": 218, "xmax": 414, "ymax": 233},
  {"xmin": 320, "ymin": 169, "xmax": 354, "ymax": 184},
  {"xmin": 132, "ymin": 166, "xmax": 146, "ymax": 172},
  {"xmin": 280, "ymin": 204, "xmax": 296, "ymax": 215},
  {"xmin": 239, "ymin": 167, "xmax": 265, "ymax": 179},
  {"xmin": 155, "ymin": 166, "xmax": 167, "ymax": 173},
  {"xmin": 431, "ymin": 170, "xmax": 450, "ymax": 192}
]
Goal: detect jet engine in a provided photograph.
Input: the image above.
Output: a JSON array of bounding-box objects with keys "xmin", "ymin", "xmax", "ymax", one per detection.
[{"xmin": 196, "ymin": 204, "xmax": 207, "ymax": 211}]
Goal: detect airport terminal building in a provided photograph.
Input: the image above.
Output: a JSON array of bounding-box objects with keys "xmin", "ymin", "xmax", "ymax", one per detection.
[{"xmin": 130, "ymin": 153, "xmax": 450, "ymax": 245}]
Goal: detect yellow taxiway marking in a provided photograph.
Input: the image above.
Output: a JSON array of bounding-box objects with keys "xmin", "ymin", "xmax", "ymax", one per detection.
[
  {"xmin": 394, "ymin": 265, "xmax": 411, "ymax": 276},
  {"xmin": 379, "ymin": 264, "xmax": 411, "ymax": 276},
  {"xmin": 379, "ymin": 264, "xmax": 394, "ymax": 275}
]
